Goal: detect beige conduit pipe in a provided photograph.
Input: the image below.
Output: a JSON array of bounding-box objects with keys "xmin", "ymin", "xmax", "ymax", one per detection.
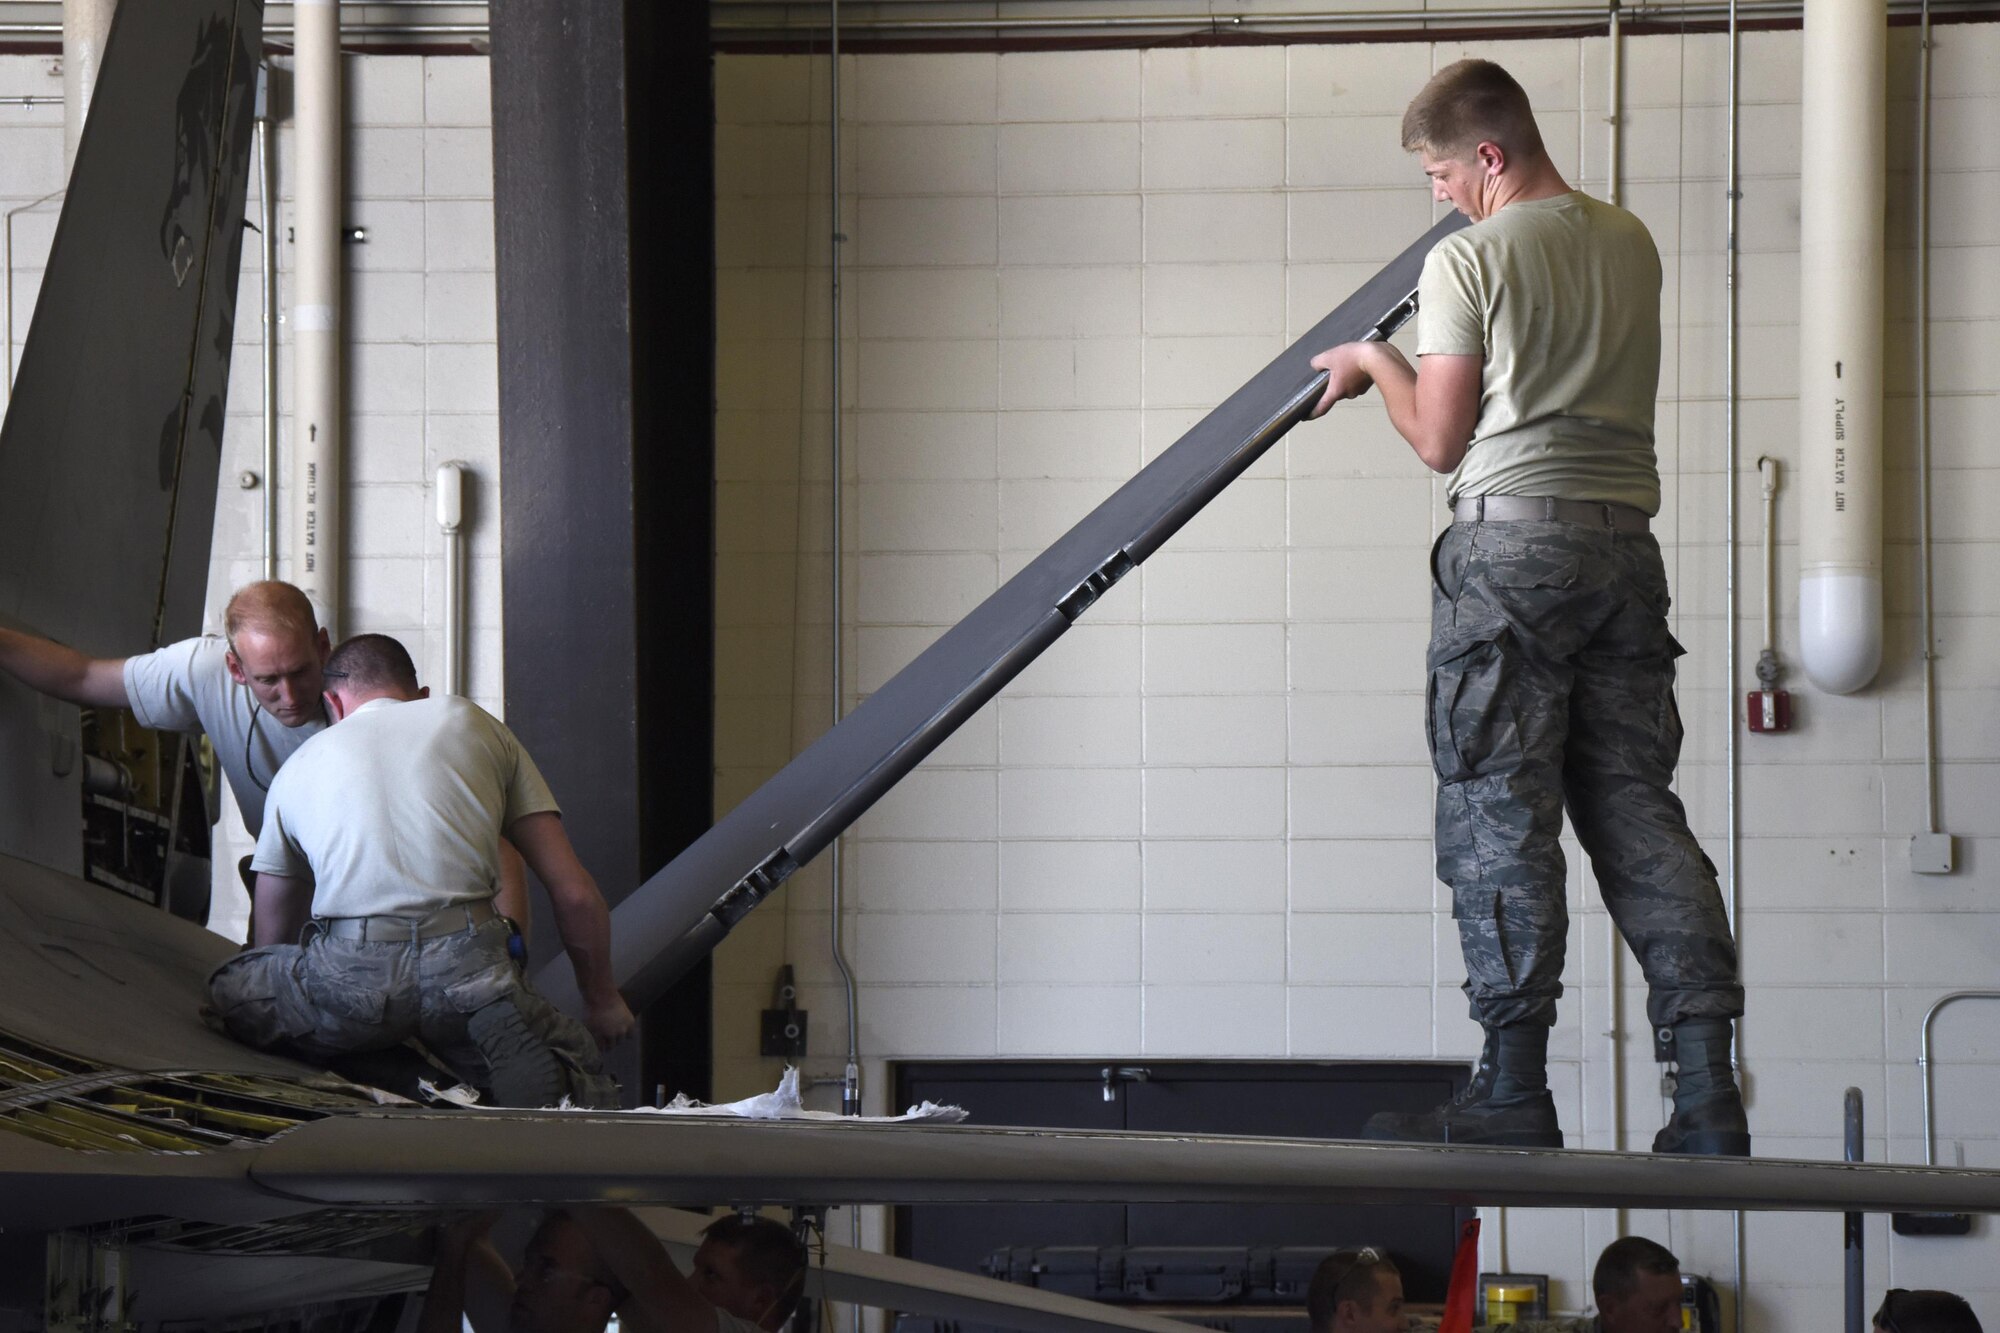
[{"xmin": 292, "ymin": 0, "xmax": 343, "ymax": 634}]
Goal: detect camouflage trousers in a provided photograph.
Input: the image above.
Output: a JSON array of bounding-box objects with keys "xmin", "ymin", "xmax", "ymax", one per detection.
[
  {"xmin": 207, "ymin": 914, "xmax": 616, "ymax": 1107},
  {"xmin": 1429, "ymin": 516, "xmax": 1743, "ymax": 1031}
]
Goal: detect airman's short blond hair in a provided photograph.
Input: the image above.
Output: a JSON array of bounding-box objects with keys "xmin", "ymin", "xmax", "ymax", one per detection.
[
  {"xmin": 222, "ymin": 580, "xmax": 320, "ymax": 650},
  {"xmin": 1401, "ymin": 58, "xmax": 1546, "ymax": 162}
]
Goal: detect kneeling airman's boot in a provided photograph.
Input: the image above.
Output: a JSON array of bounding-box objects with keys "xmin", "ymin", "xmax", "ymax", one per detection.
[
  {"xmin": 1653, "ymin": 1018, "xmax": 1751, "ymax": 1157},
  {"xmin": 1363, "ymin": 1024, "xmax": 1563, "ymax": 1149}
]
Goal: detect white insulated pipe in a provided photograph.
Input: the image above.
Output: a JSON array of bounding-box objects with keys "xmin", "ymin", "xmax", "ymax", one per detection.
[
  {"xmin": 61, "ymin": 0, "xmax": 117, "ymax": 174},
  {"xmin": 437, "ymin": 462, "xmax": 466, "ymax": 696},
  {"xmin": 292, "ymin": 0, "xmax": 343, "ymax": 636},
  {"xmin": 256, "ymin": 64, "xmax": 278, "ymax": 581},
  {"xmin": 1796, "ymin": 0, "xmax": 1886, "ymax": 695}
]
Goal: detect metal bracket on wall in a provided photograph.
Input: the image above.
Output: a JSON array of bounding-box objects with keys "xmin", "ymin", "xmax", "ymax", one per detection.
[
  {"xmin": 761, "ymin": 963, "xmax": 807, "ymax": 1059},
  {"xmin": 1101, "ymin": 1066, "xmax": 1150, "ymax": 1102}
]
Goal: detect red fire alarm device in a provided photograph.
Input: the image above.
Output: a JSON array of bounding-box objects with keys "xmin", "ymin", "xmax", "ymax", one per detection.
[{"xmin": 1746, "ymin": 690, "xmax": 1791, "ymax": 733}]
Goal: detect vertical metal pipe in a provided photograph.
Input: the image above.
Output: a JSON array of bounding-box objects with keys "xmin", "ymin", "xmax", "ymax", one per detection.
[
  {"xmin": 1603, "ymin": 1, "xmax": 1627, "ymax": 1190},
  {"xmin": 1759, "ymin": 458, "xmax": 1779, "ymax": 658},
  {"xmin": 1723, "ymin": 0, "xmax": 1742, "ymax": 961},
  {"xmin": 444, "ymin": 529, "xmax": 462, "ymax": 694},
  {"xmin": 437, "ymin": 462, "xmax": 466, "ymax": 696},
  {"xmin": 826, "ymin": 0, "xmax": 861, "ymax": 1123},
  {"xmin": 256, "ymin": 63, "xmax": 278, "ymax": 582},
  {"xmin": 1845, "ymin": 1087, "xmax": 1864, "ymax": 1333},
  {"xmin": 1915, "ymin": 0, "xmax": 1938, "ymax": 833},
  {"xmin": 292, "ymin": 0, "xmax": 343, "ymax": 635},
  {"xmin": 1606, "ymin": 1, "xmax": 1621, "ymax": 207},
  {"xmin": 4, "ymin": 188, "xmax": 67, "ymax": 404},
  {"xmin": 1920, "ymin": 991, "xmax": 2000, "ymax": 1167},
  {"xmin": 1725, "ymin": 4, "xmax": 1747, "ymax": 1323},
  {"xmin": 61, "ymin": 0, "xmax": 117, "ymax": 174},
  {"xmin": 4, "ymin": 210, "xmax": 13, "ymax": 404},
  {"xmin": 826, "ymin": 7, "xmax": 867, "ymax": 1327}
]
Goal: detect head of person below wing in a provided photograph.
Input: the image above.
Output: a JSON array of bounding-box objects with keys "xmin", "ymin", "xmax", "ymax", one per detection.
[
  {"xmin": 508, "ymin": 1210, "xmax": 628, "ymax": 1333},
  {"xmin": 1309, "ymin": 1248, "xmax": 1407, "ymax": 1333},
  {"xmin": 222, "ymin": 579, "xmax": 333, "ymax": 728},
  {"xmin": 689, "ymin": 1213, "xmax": 810, "ymax": 1331},
  {"xmin": 1875, "ymin": 1289, "xmax": 1985, "ymax": 1333},
  {"xmin": 476, "ymin": 1207, "xmax": 810, "ymax": 1333},
  {"xmin": 1591, "ymin": 1236, "xmax": 1684, "ymax": 1333}
]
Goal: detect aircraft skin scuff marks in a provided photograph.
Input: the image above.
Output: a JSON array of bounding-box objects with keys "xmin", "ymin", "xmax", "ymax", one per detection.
[{"xmin": 0, "ymin": 0, "xmax": 262, "ymax": 656}]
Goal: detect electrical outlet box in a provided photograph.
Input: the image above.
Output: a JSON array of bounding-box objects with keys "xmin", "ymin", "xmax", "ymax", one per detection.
[
  {"xmin": 1911, "ymin": 832, "xmax": 1956, "ymax": 876},
  {"xmin": 1746, "ymin": 689, "xmax": 1792, "ymax": 733},
  {"xmin": 760, "ymin": 1007, "xmax": 808, "ymax": 1058},
  {"xmin": 1893, "ymin": 1211, "xmax": 1973, "ymax": 1237}
]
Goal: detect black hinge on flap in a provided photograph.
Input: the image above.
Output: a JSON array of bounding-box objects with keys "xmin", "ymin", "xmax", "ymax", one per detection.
[
  {"xmin": 715, "ymin": 849, "xmax": 799, "ymax": 928},
  {"xmin": 1057, "ymin": 550, "xmax": 1136, "ymax": 623}
]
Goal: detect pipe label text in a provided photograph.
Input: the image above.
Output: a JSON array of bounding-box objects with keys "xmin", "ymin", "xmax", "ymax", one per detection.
[{"xmin": 1833, "ymin": 399, "xmax": 1847, "ymax": 512}]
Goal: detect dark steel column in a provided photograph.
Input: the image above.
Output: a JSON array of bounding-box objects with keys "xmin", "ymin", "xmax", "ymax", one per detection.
[{"xmin": 490, "ymin": 1, "xmax": 714, "ymax": 1102}]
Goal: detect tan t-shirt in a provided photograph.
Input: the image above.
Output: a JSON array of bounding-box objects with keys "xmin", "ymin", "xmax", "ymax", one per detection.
[
  {"xmin": 1417, "ymin": 191, "xmax": 1663, "ymax": 514},
  {"xmin": 252, "ymin": 694, "xmax": 559, "ymax": 919},
  {"xmin": 123, "ymin": 635, "xmax": 325, "ymax": 836}
]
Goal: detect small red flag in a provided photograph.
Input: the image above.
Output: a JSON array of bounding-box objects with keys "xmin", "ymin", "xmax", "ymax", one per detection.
[{"xmin": 1437, "ymin": 1217, "xmax": 1483, "ymax": 1333}]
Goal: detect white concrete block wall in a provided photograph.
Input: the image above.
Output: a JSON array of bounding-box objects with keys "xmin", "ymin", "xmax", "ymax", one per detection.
[
  {"xmin": 713, "ymin": 21, "xmax": 2000, "ymax": 1330},
  {"xmin": 0, "ymin": 52, "xmax": 500, "ymax": 936},
  {"xmin": 220, "ymin": 54, "xmax": 502, "ymax": 938}
]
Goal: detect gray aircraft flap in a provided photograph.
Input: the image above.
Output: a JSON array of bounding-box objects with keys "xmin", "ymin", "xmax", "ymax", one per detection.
[
  {"xmin": 537, "ymin": 213, "xmax": 1467, "ymax": 1015},
  {"xmin": 0, "ymin": 0, "xmax": 262, "ymax": 653}
]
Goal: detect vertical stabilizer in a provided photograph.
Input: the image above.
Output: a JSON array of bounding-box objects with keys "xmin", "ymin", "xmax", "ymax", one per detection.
[{"xmin": 0, "ymin": 0, "xmax": 264, "ymax": 653}]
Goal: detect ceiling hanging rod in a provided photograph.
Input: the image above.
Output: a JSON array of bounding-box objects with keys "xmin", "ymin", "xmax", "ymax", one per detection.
[{"xmin": 711, "ymin": 0, "xmax": 1991, "ymax": 35}]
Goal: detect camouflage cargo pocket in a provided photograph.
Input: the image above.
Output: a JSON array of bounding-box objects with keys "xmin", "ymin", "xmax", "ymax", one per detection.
[
  {"xmin": 1451, "ymin": 882, "xmax": 1526, "ymax": 990},
  {"xmin": 1427, "ymin": 627, "xmax": 1522, "ymax": 784},
  {"xmin": 441, "ymin": 963, "xmax": 520, "ymax": 1015},
  {"xmin": 300, "ymin": 949, "xmax": 391, "ymax": 1026},
  {"xmin": 206, "ymin": 946, "xmax": 318, "ymax": 1049}
]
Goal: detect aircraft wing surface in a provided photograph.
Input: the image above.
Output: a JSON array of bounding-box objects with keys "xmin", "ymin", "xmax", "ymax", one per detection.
[
  {"xmin": 539, "ymin": 213, "xmax": 1470, "ymax": 1014},
  {"xmin": 0, "ymin": 851, "xmax": 342, "ymax": 1078},
  {"xmin": 244, "ymin": 1112, "xmax": 2000, "ymax": 1217},
  {"xmin": 0, "ymin": 1129, "xmax": 287, "ymax": 1231},
  {"xmin": 16, "ymin": 1090, "xmax": 2000, "ymax": 1234}
]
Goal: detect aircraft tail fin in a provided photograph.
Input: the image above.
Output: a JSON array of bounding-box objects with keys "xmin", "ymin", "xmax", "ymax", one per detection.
[{"xmin": 0, "ymin": 0, "xmax": 264, "ymax": 654}]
